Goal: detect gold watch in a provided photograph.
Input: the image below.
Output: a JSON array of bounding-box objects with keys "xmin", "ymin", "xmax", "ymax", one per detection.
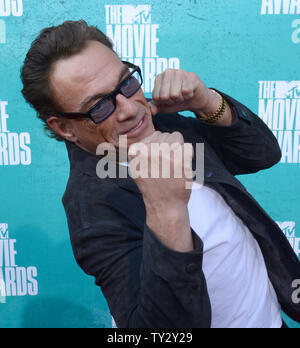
[{"xmin": 195, "ymin": 90, "xmax": 226, "ymax": 124}]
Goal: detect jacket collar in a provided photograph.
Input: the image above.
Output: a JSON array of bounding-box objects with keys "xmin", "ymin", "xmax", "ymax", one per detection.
[{"xmin": 65, "ymin": 140, "xmax": 141, "ymax": 194}]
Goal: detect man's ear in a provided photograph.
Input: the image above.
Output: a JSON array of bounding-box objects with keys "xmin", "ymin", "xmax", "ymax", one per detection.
[{"xmin": 47, "ymin": 116, "xmax": 78, "ymax": 142}]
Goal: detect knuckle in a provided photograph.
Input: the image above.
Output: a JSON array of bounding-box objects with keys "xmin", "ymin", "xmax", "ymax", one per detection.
[
  {"xmin": 172, "ymin": 130, "xmax": 183, "ymax": 137},
  {"xmin": 153, "ymin": 131, "xmax": 162, "ymax": 137},
  {"xmin": 170, "ymin": 92, "xmax": 181, "ymax": 100},
  {"xmin": 159, "ymin": 91, "xmax": 170, "ymax": 101},
  {"xmin": 182, "ymin": 87, "xmax": 193, "ymax": 95},
  {"xmin": 158, "ymin": 132, "xmax": 170, "ymax": 141},
  {"xmin": 152, "ymin": 94, "xmax": 160, "ymax": 102},
  {"xmin": 183, "ymin": 93, "xmax": 194, "ymax": 100},
  {"xmin": 171, "ymin": 131, "xmax": 184, "ymax": 142}
]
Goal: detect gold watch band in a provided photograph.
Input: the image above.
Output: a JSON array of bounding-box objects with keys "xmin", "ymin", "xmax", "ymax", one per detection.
[{"xmin": 195, "ymin": 90, "xmax": 226, "ymax": 124}]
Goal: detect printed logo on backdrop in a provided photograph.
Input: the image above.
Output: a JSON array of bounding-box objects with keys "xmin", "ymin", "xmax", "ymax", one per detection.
[
  {"xmin": 276, "ymin": 221, "xmax": 300, "ymax": 257},
  {"xmin": 0, "ymin": 223, "xmax": 38, "ymax": 304},
  {"xmin": 0, "ymin": 101, "xmax": 31, "ymax": 165},
  {"xmin": 258, "ymin": 81, "xmax": 300, "ymax": 163},
  {"xmin": 0, "ymin": 0, "xmax": 23, "ymax": 44},
  {"xmin": 260, "ymin": 0, "xmax": 300, "ymax": 43},
  {"xmin": 105, "ymin": 4, "xmax": 180, "ymax": 93}
]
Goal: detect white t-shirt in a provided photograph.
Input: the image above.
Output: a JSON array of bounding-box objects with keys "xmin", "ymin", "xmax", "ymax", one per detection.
[
  {"xmin": 188, "ymin": 183, "xmax": 282, "ymax": 328},
  {"xmin": 119, "ymin": 162, "xmax": 282, "ymax": 327}
]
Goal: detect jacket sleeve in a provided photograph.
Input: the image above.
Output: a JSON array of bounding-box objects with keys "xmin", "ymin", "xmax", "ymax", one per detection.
[
  {"xmin": 192, "ymin": 91, "xmax": 282, "ymax": 175},
  {"xmin": 69, "ymin": 201, "xmax": 211, "ymax": 328}
]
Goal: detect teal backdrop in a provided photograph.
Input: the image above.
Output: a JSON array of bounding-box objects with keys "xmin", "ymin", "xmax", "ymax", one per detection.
[{"xmin": 0, "ymin": 0, "xmax": 299, "ymax": 328}]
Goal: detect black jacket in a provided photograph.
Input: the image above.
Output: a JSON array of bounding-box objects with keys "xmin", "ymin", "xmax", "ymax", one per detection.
[{"xmin": 62, "ymin": 92, "xmax": 300, "ymax": 328}]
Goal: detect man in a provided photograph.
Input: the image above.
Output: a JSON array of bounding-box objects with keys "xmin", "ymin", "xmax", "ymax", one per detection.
[{"xmin": 21, "ymin": 20, "xmax": 300, "ymax": 328}]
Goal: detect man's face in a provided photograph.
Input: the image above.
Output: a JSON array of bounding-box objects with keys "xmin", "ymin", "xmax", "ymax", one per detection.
[{"xmin": 49, "ymin": 40, "xmax": 155, "ymax": 153}]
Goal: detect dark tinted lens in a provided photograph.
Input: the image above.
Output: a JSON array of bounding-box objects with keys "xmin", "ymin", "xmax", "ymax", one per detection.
[
  {"xmin": 120, "ymin": 71, "xmax": 142, "ymax": 97},
  {"xmin": 90, "ymin": 97, "xmax": 115, "ymax": 123}
]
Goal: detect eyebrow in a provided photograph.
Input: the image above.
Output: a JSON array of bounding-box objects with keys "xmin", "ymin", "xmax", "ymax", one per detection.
[{"xmin": 78, "ymin": 65, "xmax": 130, "ymax": 112}]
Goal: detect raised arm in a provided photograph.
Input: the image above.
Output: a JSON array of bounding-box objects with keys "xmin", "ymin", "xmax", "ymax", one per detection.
[{"xmin": 149, "ymin": 69, "xmax": 282, "ymax": 175}]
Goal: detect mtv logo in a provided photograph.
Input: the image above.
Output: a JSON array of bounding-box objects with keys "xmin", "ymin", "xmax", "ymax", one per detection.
[
  {"xmin": 121, "ymin": 5, "xmax": 151, "ymax": 24},
  {"xmin": 0, "ymin": 223, "xmax": 8, "ymax": 239},
  {"xmin": 275, "ymin": 81, "xmax": 300, "ymax": 99},
  {"xmin": 276, "ymin": 221, "xmax": 296, "ymax": 238}
]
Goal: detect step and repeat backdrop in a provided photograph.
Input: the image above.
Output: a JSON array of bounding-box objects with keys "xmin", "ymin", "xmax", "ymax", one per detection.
[{"xmin": 0, "ymin": 0, "xmax": 300, "ymax": 328}]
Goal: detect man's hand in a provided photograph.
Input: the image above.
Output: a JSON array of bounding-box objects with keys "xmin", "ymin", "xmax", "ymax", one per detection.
[
  {"xmin": 128, "ymin": 131, "xmax": 194, "ymax": 252},
  {"xmin": 149, "ymin": 69, "xmax": 210, "ymax": 115},
  {"xmin": 149, "ymin": 69, "xmax": 233, "ymax": 126}
]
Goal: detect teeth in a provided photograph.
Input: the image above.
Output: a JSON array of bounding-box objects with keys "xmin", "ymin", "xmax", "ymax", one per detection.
[{"xmin": 128, "ymin": 119, "xmax": 143, "ymax": 133}]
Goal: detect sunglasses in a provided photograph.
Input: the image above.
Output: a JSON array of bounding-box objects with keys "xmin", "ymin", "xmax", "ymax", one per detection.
[{"xmin": 55, "ymin": 61, "xmax": 143, "ymax": 124}]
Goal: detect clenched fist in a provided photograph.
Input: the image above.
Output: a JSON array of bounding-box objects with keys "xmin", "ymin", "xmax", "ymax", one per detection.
[
  {"xmin": 128, "ymin": 130, "xmax": 194, "ymax": 252},
  {"xmin": 148, "ymin": 69, "xmax": 211, "ymax": 116}
]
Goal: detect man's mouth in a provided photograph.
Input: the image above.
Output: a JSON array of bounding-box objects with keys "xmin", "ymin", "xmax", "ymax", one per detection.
[
  {"xmin": 121, "ymin": 116, "xmax": 146, "ymax": 137},
  {"xmin": 127, "ymin": 119, "xmax": 143, "ymax": 133}
]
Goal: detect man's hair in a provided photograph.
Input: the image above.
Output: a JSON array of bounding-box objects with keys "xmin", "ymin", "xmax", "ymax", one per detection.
[{"xmin": 21, "ymin": 20, "xmax": 115, "ymax": 141}]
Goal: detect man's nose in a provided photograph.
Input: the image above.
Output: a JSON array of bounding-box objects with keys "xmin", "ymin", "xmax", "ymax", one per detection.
[{"xmin": 115, "ymin": 93, "xmax": 139, "ymax": 122}]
